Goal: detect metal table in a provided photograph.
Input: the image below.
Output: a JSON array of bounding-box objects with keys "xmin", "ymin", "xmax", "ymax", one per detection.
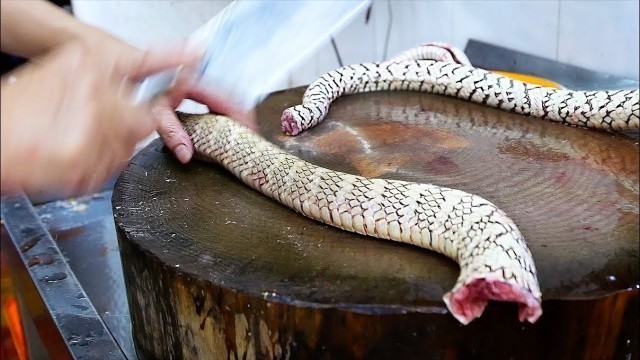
[{"xmin": 2, "ymin": 185, "xmax": 136, "ymax": 359}]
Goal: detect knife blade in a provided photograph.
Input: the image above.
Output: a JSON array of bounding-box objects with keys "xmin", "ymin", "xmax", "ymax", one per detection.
[{"xmin": 133, "ymin": 0, "xmax": 371, "ymax": 111}]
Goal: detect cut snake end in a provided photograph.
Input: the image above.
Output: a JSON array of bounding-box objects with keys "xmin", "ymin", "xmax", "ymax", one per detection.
[
  {"xmin": 443, "ymin": 278, "xmax": 542, "ymax": 325},
  {"xmin": 281, "ymin": 110, "xmax": 302, "ymax": 136}
]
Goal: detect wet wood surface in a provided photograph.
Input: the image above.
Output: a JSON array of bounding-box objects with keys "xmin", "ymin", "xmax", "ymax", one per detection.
[{"xmin": 113, "ymin": 87, "xmax": 639, "ymax": 359}]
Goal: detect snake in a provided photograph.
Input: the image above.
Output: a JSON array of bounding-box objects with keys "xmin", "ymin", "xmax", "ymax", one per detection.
[
  {"xmin": 280, "ymin": 44, "xmax": 638, "ymax": 136},
  {"xmin": 179, "ymin": 43, "xmax": 638, "ymax": 325}
]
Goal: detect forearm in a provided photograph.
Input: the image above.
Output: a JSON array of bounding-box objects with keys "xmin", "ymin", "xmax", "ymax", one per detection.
[
  {"xmin": 1, "ymin": 68, "xmax": 31, "ymax": 191},
  {"xmin": 0, "ymin": 0, "xmax": 105, "ymax": 58}
]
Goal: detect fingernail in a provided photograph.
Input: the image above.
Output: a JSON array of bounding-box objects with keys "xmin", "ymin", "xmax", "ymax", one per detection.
[{"xmin": 175, "ymin": 144, "xmax": 191, "ymax": 164}]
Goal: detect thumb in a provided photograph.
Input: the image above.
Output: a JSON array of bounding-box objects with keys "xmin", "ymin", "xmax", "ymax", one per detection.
[{"xmin": 153, "ymin": 96, "xmax": 194, "ymax": 164}]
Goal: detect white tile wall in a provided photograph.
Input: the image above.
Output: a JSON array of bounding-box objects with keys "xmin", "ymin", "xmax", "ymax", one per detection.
[
  {"xmin": 72, "ymin": 0, "xmax": 230, "ymax": 48},
  {"xmin": 450, "ymin": 0, "xmax": 559, "ymax": 61},
  {"xmin": 286, "ymin": 0, "xmax": 638, "ymax": 87},
  {"xmin": 408, "ymin": 1, "xmax": 456, "ymax": 57},
  {"xmin": 557, "ymin": 0, "xmax": 639, "ymax": 80},
  {"xmin": 72, "ymin": 0, "xmax": 639, "ymax": 89}
]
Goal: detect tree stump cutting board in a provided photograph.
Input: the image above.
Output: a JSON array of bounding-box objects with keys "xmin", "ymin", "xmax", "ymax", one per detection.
[{"xmin": 113, "ymin": 87, "xmax": 639, "ymax": 360}]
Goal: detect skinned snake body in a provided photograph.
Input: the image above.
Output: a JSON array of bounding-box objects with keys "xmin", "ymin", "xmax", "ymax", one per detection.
[
  {"xmin": 181, "ymin": 113, "xmax": 541, "ymax": 325},
  {"xmin": 180, "ymin": 44, "xmax": 639, "ymax": 325}
]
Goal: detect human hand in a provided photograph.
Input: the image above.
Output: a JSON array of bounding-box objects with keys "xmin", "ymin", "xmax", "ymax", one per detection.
[
  {"xmin": 153, "ymin": 80, "xmax": 258, "ymax": 164},
  {"xmin": 82, "ymin": 31, "xmax": 258, "ymax": 165},
  {"xmin": 0, "ymin": 40, "xmax": 200, "ymax": 196},
  {"xmin": 63, "ymin": 26, "xmax": 258, "ymax": 165}
]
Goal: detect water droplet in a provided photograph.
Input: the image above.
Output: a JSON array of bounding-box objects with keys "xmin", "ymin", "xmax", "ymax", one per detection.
[
  {"xmin": 20, "ymin": 234, "xmax": 44, "ymax": 252},
  {"xmin": 27, "ymin": 256, "xmax": 42, "ymax": 267},
  {"xmin": 606, "ymin": 275, "xmax": 617, "ymax": 282},
  {"xmin": 67, "ymin": 334, "xmax": 80, "ymax": 346},
  {"xmin": 78, "ymin": 337, "xmax": 94, "ymax": 346},
  {"xmin": 41, "ymin": 272, "xmax": 67, "ymax": 282},
  {"xmin": 20, "ymin": 225, "xmax": 35, "ymax": 235},
  {"xmin": 72, "ymin": 304, "xmax": 89, "ymax": 311}
]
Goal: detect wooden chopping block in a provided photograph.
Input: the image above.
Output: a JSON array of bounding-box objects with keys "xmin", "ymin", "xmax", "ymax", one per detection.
[{"xmin": 113, "ymin": 87, "xmax": 639, "ymax": 360}]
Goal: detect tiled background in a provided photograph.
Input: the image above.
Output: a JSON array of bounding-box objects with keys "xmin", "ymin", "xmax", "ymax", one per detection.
[{"xmin": 73, "ymin": 0, "xmax": 639, "ymax": 89}]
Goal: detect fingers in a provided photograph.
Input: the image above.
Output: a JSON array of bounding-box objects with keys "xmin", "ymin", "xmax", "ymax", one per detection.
[
  {"xmin": 146, "ymin": 63, "xmax": 260, "ymax": 166},
  {"xmin": 159, "ymin": 61, "xmax": 258, "ymax": 131},
  {"xmin": 2, "ymin": 37, "xmax": 206, "ymax": 197},
  {"xmin": 153, "ymin": 96, "xmax": 194, "ymax": 164},
  {"xmin": 183, "ymin": 84, "xmax": 258, "ymax": 131}
]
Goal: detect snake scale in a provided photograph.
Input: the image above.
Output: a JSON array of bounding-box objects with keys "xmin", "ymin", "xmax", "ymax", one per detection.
[
  {"xmin": 179, "ymin": 43, "xmax": 639, "ymax": 325},
  {"xmin": 281, "ymin": 44, "xmax": 638, "ymax": 136}
]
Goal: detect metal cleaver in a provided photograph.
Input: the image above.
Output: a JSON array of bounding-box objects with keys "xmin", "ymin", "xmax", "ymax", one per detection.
[{"xmin": 134, "ymin": 0, "xmax": 371, "ymax": 111}]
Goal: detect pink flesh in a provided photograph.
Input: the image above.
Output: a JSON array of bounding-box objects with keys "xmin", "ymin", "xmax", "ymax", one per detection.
[
  {"xmin": 443, "ymin": 278, "xmax": 542, "ymax": 325},
  {"xmin": 281, "ymin": 110, "xmax": 301, "ymax": 136}
]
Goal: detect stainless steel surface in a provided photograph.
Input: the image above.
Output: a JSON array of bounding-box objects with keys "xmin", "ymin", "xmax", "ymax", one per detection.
[
  {"xmin": 35, "ymin": 190, "xmax": 137, "ymax": 359},
  {"xmin": 464, "ymin": 39, "xmax": 640, "ymax": 91},
  {"xmin": 1, "ymin": 191, "xmax": 128, "ymax": 360}
]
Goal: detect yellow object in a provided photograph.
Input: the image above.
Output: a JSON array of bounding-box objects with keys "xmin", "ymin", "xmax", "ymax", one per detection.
[{"xmin": 491, "ymin": 70, "xmax": 563, "ymax": 89}]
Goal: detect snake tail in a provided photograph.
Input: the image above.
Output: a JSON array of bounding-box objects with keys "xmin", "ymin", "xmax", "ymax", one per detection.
[{"xmin": 281, "ymin": 60, "xmax": 639, "ymax": 136}]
